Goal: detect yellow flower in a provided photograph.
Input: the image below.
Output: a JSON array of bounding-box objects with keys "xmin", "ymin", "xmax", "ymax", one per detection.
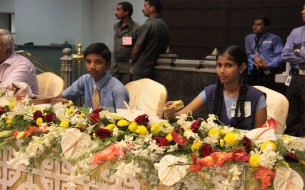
[
  {"xmin": 66, "ymin": 108, "xmax": 74, "ymax": 116},
  {"xmin": 6, "ymin": 118, "xmax": 12, "ymax": 126},
  {"xmin": 249, "ymin": 154, "xmax": 261, "ymax": 167},
  {"xmin": 191, "ymin": 139, "xmax": 202, "ymax": 152},
  {"xmin": 166, "ymin": 133, "xmax": 173, "ymax": 141},
  {"xmin": 105, "ymin": 124, "xmax": 116, "ymax": 131},
  {"xmin": 75, "ymin": 124, "xmax": 86, "ymax": 130},
  {"xmin": 59, "ymin": 120, "xmax": 70, "ymax": 128},
  {"xmin": 135, "ymin": 125, "xmax": 147, "ymax": 135},
  {"xmin": 150, "ymin": 123, "xmax": 161, "ymax": 135},
  {"xmin": 128, "ymin": 122, "xmax": 138, "ymax": 132},
  {"xmin": 36, "ymin": 117, "xmax": 43, "ymax": 126},
  {"xmin": 78, "ymin": 113, "xmax": 85, "ymax": 118},
  {"xmin": 9, "ymin": 100, "xmax": 15, "ymax": 109},
  {"xmin": 224, "ymin": 132, "xmax": 238, "ymax": 146},
  {"xmin": 117, "ymin": 119, "xmax": 129, "ymax": 127},
  {"xmin": 260, "ymin": 141, "xmax": 276, "ymax": 151},
  {"xmin": 219, "ymin": 128, "xmax": 227, "ymax": 135},
  {"xmin": 219, "ymin": 139, "xmax": 224, "ymax": 147},
  {"xmin": 93, "ymin": 132, "xmax": 96, "ymax": 138},
  {"xmin": 208, "ymin": 127, "xmax": 220, "ymax": 137}
]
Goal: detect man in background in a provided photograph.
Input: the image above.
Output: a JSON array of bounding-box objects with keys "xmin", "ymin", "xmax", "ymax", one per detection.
[
  {"xmin": 0, "ymin": 29, "xmax": 38, "ymax": 95},
  {"xmin": 112, "ymin": 2, "xmax": 140, "ymax": 84},
  {"xmin": 245, "ymin": 16, "xmax": 284, "ymax": 93},
  {"xmin": 281, "ymin": 5, "xmax": 305, "ymax": 137},
  {"xmin": 130, "ymin": 0, "xmax": 169, "ymax": 81}
]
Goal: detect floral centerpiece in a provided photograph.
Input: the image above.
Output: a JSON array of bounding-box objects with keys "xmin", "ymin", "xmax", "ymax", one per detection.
[{"xmin": 0, "ymin": 96, "xmax": 305, "ymax": 190}]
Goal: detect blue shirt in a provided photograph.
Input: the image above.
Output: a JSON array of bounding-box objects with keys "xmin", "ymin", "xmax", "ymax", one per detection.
[
  {"xmin": 62, "ymin": 71, "xmax": 129, "ymax": 110},
  {"xmin": 281, "ymin": 25, "xmax": 305, "ymax": 69},
  {"xmin": 198, "ymin": 90, "xmax": 266, "ymax": 120},
  {"xmin": 245, "ymin": 32, "xmax": 283, "ymax": 69}
]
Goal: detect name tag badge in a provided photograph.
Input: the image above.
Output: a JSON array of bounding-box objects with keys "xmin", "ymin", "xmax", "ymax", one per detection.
[
  {"xmin": 122, "ymin": 36, "xmax": 132, "ymax": 45},
  {"xmin": 230, "ymin": 101, "xmax": 251, "ymax": 118},
  {"xmin": 285, "ymin": 75, "xmax": 292, "ymax": 86}
]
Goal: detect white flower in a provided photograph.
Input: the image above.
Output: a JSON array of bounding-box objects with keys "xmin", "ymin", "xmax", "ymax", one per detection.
[
  {"xmin": 167, "ymin": 144, "xmax": 179, "ymax": 152},
  {"xmin": 109, "ymin": 161, "xmax": 141, "ymax": 183}
]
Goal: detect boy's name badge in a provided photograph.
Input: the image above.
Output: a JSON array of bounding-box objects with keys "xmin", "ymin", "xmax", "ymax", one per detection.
[
  {"xmin": 122, "ymin": 37, "xmax": 132, "ymax": 45},
  {"xmin": 230, "ymin": 101, "xmax": 251, "ymax": 118}
]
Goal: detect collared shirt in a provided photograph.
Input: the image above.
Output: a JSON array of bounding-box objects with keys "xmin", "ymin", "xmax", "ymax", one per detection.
[
  {"xmin": 134, "ymin": 14, "xmax": 169, "ymax": 77},
  {"xmin": 0, "ymin": 52, "xmax": 39, "ymax": 94},
  {"xmin": 113, "ymin": 18, "xmax": 140, "ymax": 73},
  {"xmin": 245, "ymin": 32, "xmax": 283, "ymax": 69},
  {"xmin": 281, "ymin": 25, "xmax": 305, "ymax": 69},
  {"xmin": 62, "ymin": 71, "xmax": 129, "ymax": 109}
]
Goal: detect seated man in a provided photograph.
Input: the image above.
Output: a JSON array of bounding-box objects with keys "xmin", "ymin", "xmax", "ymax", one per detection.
[
  {"xmin": 51, "ymin": 43, "xmax": 129, "ymax": 110},
  {"xmin": 0, "ymin": 29, "xmax": 38, "ymax": 95}
]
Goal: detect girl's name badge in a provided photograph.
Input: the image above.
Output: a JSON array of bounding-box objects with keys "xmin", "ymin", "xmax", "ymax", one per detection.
[
  {"xmin": 230, "ymin": 101, "xmax": 251, "ymax": 118},
  {"xmin": 122, "ymin": 36, "xmax": 132, "ymax": 45}
]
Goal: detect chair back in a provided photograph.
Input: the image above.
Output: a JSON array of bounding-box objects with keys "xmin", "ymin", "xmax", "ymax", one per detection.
[
  {"xmin": 36, "ymin": 72, "xmax": 64, "ymax": 97},
  {"xmin": 254, "ymin": 85, "xmax": 289, "ymax": 134},
  {"xmin": 125, "ymin": 78, "xmax": 167, "ymax": 118}
]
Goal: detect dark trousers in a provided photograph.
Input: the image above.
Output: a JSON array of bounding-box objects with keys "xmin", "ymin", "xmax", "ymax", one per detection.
[
  {"xmin": 247, "ymin": 67, "xmax": 286, "ymax": 95},
  {"xmin": 285, "ymin": 75, "xmax": 305, "ymax": 137}
]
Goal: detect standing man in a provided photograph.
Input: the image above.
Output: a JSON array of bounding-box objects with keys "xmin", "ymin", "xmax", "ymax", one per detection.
[
  {"xmin": 281, "ymin": 5, "xmax": 305, "ymax": 137},
  {"xmin": 130, "ymin": 0, "xmax": 169, "ymax": 81},
  {"xmin": 0, "ymin": 29, "xmax": 38, "ymax": 95},
  {"xmin": 112, "ymin": 2, "xmax": 140, "ymax": 85},
  {"xmin": 245, "ymin": 16, "xmax": 284, "ymax": 92}
]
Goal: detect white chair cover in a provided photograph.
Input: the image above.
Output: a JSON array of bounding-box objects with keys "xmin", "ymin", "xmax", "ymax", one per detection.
[{"xmin": 36, "ymin": 72, "xmax": 64, "ymax": 97}]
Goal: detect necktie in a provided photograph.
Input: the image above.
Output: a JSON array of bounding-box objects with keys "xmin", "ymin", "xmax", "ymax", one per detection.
[
  {"xmin": 255, "ymin": 35, "xmax": 260, "ymax": 52},
  {"xmin": 92, "ymin": 84, "xmax": 100, "ymax": 110}
]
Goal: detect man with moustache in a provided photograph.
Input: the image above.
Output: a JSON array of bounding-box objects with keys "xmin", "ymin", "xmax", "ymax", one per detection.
[
  {"xmin": 111, "ymin": 2, "xmax": 140, "ymax": 84},
  {"xmin": 281, "ymin": 4, "xmax": 305, "ymax": 137},
  {"xmin": 130, "ymin": 0, "xmax": 169, "ymax": 80}
]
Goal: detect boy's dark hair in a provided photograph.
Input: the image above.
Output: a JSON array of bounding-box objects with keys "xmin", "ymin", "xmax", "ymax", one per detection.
[
  {"xmin": 84, "ymin": 43, "xmax": 111, "ymax": 62},
  {"xmin": 254, "ymin": 16, "xmax": 271, "ymax": 26},
  {"xmin": 118, "ymin": 2, "xmax": 133, "ymax": 16},
  {"xmin": 145, "ymin": 0, "xmax": 162, "ymax": 13}
]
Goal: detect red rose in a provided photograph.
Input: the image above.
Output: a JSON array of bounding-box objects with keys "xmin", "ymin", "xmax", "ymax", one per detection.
[
  {"xmin": 88, "ymin": 112, "xmax": 101, "ymax": 123},
  {"xmin": 153, "ymin": 137, "xmax": 169, "ymax": 147},
  {"xmin": 134, "ymin": 114, "xmax": 149, "ymax": 125},
  {"xmin": 171, "ymin": 131, "xmax": 187, "ymax": 146},
  {"xmin": 232, "ymin": 149, "xmax": 249, "ymax": 162},
  {"xmin": 33, "ymin": 110, "xmax": 43, "ymax": 120},
  {"xmin": 199, "ymin": 143, "xmax": 213, "ymax": 157},
  {"xmin": 95, "ymin": 128, "xmax": 111, "ymax": 139},
  {"xmin": 190, "ymin": 120, "xmax": 201, "ymax": 133},
  {"xmin": 0, "ymin": 106, "xmax": 6, "ymax": 115},
  {"xmin": 44, "ymin": 113, "xmax": 56, "ymax": 123},
  {"xmin": 285, "ymin": 152, "xmax": 299, "ymax": 163},
  {"xmin": 242, "ymin": 136, "xmax": 252, "ymax": 153}
]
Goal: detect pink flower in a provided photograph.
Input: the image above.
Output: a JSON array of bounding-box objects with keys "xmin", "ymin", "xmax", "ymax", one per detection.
[{"xmin": 92, "ymin": 144, "xmax": 124, "ymax": 165}]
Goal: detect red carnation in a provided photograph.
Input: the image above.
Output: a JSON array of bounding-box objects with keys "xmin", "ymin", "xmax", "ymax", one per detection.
[
  {"xmin": 134, "ymin": 114, "xmax": 149, "ymax": 125},
  {"xmin": 0, "ymin": 106, "xmax": 6, "ymax": 115},
  {"xmin": 232, "ymin": 149, "xmax": 249, "ymax": 162},
  {"xmin": 199, "ymin": 143, "xmax": 213, "ymax": 157},
  {"xmin": 93, "ymin": 108, "xmax": 103, "ymax": 114},
  {"xmin": 190, "ymin": 120, "xmax": 201, "ymax": 133},
  {"xmin": 88, "ymin": 112, "xmax": 101, "ymax": 123},
  {"xmin": 95, "ymin": 128, "xmax": 111, "ymax": 139},
  {"xmin": 285, "ymin": 152, "xmax": 299, "ymax": 163},
  {"xmin": 33, "ymin": 110, "xmax": 43, "ymax": 120},
  {"xmin": 153, "ymin": 137, "xmax": 169, "ymax": 147},
  {"xmin": 242, "ymin": 136, "xmax": 252, "ymax": 153},
  {"xmin": 44, "ymin": 113, "xmax": 56, "ymax": 123}
]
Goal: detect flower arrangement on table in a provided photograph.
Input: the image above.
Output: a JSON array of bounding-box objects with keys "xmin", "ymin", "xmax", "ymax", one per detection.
[{"xmin": 0, "ymin": 96, "xmax": 305, "ymax": 190}]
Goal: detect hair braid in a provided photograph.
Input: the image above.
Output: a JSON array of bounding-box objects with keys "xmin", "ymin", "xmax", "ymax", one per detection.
[
  {"xmin": 212, "ymin": 78, "xmax": 224, "ymax": 117},
  {"xmin": 234, "ymin": 76, "xmax": 248, "ymax": 121}
]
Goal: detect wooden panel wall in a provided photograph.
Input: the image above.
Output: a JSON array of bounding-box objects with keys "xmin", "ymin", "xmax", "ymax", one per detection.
[{"xmin": 162, "ymin": 0, "xmax": 304, "ymax": 59}]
